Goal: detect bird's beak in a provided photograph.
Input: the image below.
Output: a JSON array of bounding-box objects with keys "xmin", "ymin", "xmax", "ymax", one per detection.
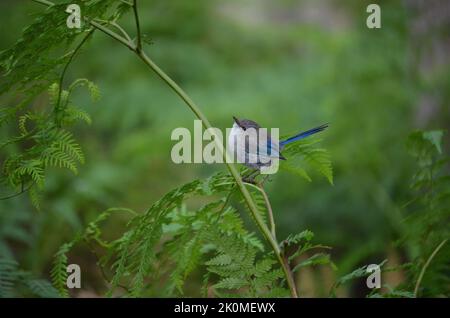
[{"xmin": 232, "ymin": 116, "xmax": 242, "ymax": 128}]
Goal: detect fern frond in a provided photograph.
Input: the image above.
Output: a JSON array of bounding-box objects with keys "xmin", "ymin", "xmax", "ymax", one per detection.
[
  {"xmin": 330, "ymin": 260, "xmax": 387, "ymax": 297},
  {"xmin": 51, "ymin": 242, "xmax": 75, "ymax": 298},
  {"xmin": 282, "ymin": 139, "xmax": 333, "ymax": 184},
  {"xmin": 29, "ymin": 185, "xmax": 42, "ymax": 210},
  {"xmin": 16, "ymin": 159, "xmax": 45, "ymax": 188},
  {"xmin": 65, "ymin": 106, "xmax": 92, "ymax": 125},
  {"xmin": 213, "ymin": 277, "xmax": 247, "ymax": 290},
  {"xmin": 25, "ymin": 279, "xmax": 60, "ymax": 298},
  {"xmin": 292, "ymin": 253, "xmax": 334, "ymax": 273},
  {"xmin": 41, "ymin": 130, "xmax": 84, "ymax": 173},
  {"xmin": 282, "ymin": 230, "xmax": 314, "ymax": 247},
  {"xmin": 1, "ymin": 257, "xmax": 59, "ymax": 298},
  {"xmin": 68, "ymin": 78, "xmax": 101, "ymax": 102},
  {"xmin": 0, "ymin": 258, "xmax": 18, "ymax": 298},
  {"xmin": 48, "ymin": 83, "xmax": 60, "ymax": 107}
]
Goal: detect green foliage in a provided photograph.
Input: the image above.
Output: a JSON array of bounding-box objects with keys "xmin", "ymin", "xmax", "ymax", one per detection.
[
  {"xmin": 403, "ymin": 130, "xmax": 450, "ymax": 297},
  {"xmin": 49, "ymin": 207, "xmax": 136, "ymax": 297},
  {"xmin": 49, "ymin": 171, "xmax": 331, "ymax": 297},
  {"xmin": 0, "ymin": 0, "xmax": 131, "ymax": 207},
  {"xmin": 0, "ymin": 0, "xmax": 128, "ymax": 100},
  {"xmin": 0, "ymin": 257, "xmax": 16, "ymax": 297},
  {"xmin": 369, "ymin": 287, "xmax": 415, "ymax": 299},
  {"xmin": 7, "ymin": 0, "xmax": 449, "ymax": 300},
  {"xmin": 281, "ymin": 229, "xmax": 335, "ymax": 274},
  {"xmin": 330, "ymin": 129, "xmax": 450, "ymax": 298},
  {"xmin": 98, "ymin": 172, "xmax": 281, "ymax": 297},
  {"xmin": 51, "ymin": 242, "xmax": 74, "ymax": 297},
  {"xmin": 1, "ymin": 80, "xmax": 98, "ymax": 208},
  {"xmin": 281, "ymin": 139, "xmax": 333, "ymax": 184},
  {"xmin": 2, "ymin": 0, "xmax": 337, "ymax": 298},
  {"xmin": 0, "ymin": 257, "xmax": 59, "ymax": 298},
  {"xmin": 330, "ymin": 260, "xmax": 388, "ymax": 297}
]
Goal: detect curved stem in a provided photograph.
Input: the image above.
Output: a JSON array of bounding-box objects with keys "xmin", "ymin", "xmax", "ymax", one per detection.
[
  {"xmin": 55, "ymin": 29, "xmax": 94, "ymax": 116},
  {"xmin": 132, "ymin": 0, "xmax": 142, "ymax": 52},
  {"xmin": 414, "ymin": 238, "xmax": 448, "ymax": 297},
  {"xmin": 243, "ymin": 181, "xmax": 276, "ymax": 239},
  {"xmin": 218, "ymin": 186, "xmax": 236, "ymax": 217},
  {"xmin": 257, "ymin": 183, "xmax": 277, "ymax": 239},
  {"xmin": 89, "ymin": 20, "xmax": 135, "ymax": 50},
  {"xmin": 0, "ymin": 182, "xmax": 33, "ymax": 201},
  {"xmin": 96, "ymin": 19, "xmax": 133, "ymax": 44}
]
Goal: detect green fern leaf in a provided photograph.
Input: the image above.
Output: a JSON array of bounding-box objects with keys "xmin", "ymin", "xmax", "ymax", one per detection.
[
  {"xmin": 292, "ymin": 253, "xmax": 334, "ymax": 272},
  {"xmin": 213, "ymin": 277, "xmax": 247, "ymax": 290},
  {"xmin": 0, "ymin": 258, "xmax": 18, "ymax": 298},
  {"xmin": 51, "ymin": 242, "xmax": 75, "ymax": 298},
  {"xmin": 25, "ymin": 279, "xmax": 60, "ymax": 298}
]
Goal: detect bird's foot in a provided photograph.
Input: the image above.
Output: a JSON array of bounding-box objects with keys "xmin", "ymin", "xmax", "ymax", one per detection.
[{"xmin": 242, "ymin": 176, "xmax": 257, "ymax": 184}]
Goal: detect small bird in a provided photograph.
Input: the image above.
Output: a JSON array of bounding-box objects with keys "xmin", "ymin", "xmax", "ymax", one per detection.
[{"xmin": 228, "ymin": 116, "xmax": 328, "ymax": 179}]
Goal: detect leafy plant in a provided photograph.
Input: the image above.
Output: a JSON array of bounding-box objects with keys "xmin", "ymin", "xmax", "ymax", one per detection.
[
  {"xmin": 1, "ymin": 79, "xmax": 98, "ymax": 208},
  {"xmin": 50, "ymin": 172, "xmax": 333, "ymax": 297},
  {"xmin": 329, "ymin": 130, "xmax": 449, "ymax": 298},
  {"xmin": 0, "ymin": 257, "xmax": 59, "ymax": 297},
  {"xmin": 0, "ymin": 0, "xmax": 337, "ymax": 298},
  {"xmin": 404, "ymin": 130, "xmax": 449, "ymax": 297}
]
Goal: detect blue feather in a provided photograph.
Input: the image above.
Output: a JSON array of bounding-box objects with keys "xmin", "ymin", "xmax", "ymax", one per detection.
[{"xmin": 280, "ymin": 123, "xmax": 328, "ymax": 147}]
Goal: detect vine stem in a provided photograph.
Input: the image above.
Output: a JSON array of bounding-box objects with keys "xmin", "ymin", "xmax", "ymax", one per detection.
[
  {"xmin": 31, "ymin": 0, "xmax": 298, "ymax": 297},
  {"xmin": 243, "ymin": 181, "xmax": 277, "ymax": 239},
  {"xmin": 414, "ymin": 238, "xmax": 448, "ymax": 297},
  {"xmin": 54, "ymin": 29, "xmax": 94, "ymax": 120},
  {"xmin": 132, "ymin": 0, "xmax": 142, "ymax": 52},
  {"xmin": 0, "ymin": 182, "xmax": 34, "ymax": 201}
]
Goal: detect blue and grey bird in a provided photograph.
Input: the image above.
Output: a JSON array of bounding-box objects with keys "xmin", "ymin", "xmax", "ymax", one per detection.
[{"xmin": 228, "ymin": 116, "xmax": 328, "ymax": 173}]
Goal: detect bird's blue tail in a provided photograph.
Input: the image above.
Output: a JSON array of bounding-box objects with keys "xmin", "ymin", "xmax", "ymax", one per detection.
[{"xmin": 280, "ymin": 123, "xmax": 328, "ymax": 147}]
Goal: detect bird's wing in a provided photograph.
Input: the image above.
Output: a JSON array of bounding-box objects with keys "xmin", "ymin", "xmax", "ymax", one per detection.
[{"xmin": 241, "ymin": 136, "xmax": 284, "ymax": 159}]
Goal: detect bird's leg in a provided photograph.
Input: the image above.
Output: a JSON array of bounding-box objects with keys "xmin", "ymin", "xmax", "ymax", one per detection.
[
  {"xmin": 260, "ymin": 174, "xmax": 270, "ymax": 185},
  {"xmin": 242, "ymin": 169, "xmax": 260, "ymax": 184},
  {"xmin": 240, "ymin": 168, "xmax": 252, "ymax": 178}
]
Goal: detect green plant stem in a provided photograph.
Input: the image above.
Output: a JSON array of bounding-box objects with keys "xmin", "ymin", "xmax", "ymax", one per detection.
[
  {"xmin": 244, "ymin": 181, "xmax": 277, "ymax": 239},
  {"xmin": 414, "ymin": 238, "xmax": 448, "ymax": 297},
  {"xmin": 31, "ymin": 0, "xmax": 298, "ymax": 297},
  {"xmin": 132, "ymin": 0, "xmax": 142, "ymax": 52},
  {"xmin": 257, "ymin": 183, "xmax": 276, "ymax": 239},
  {"xmin": 32, "ymin": 0, "xmax": 52, "ymax": 6},
  {"xmin": 0, "ymin": 182, "xmax": 34, "ymax": 201},
  {"xmin": 55, "ymin": 29, "xmax": 94, "ymax": 119}
]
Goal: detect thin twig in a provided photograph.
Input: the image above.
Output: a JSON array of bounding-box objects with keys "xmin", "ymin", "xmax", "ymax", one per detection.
[
  {"xmin": 414, "ymin": 238, "xmax": 448, "ymax": 297},
  {"xmin": 243, "ymin": 181, "xmax": 276, "ymax": 239},
  {"xmin": 257, "ymin": 182, "xmax": 276, "ymax": 239},
  {"xmin": 84, "ymin": 239, "xmax": 131, "ymax": 294},
  {"xmin": 54, "ymin": 29, "xmax": 95, "ymax": 117},
  {"xmin": 32, "ymin": 0, "xmax": 53, "ymax": 6},
  {"xmin": 89, "ymin": 20, "xmax": 135, "ymax": 50},
  {"xmin": 132, "ymin": 0, "xmax": 142, "ymax": 52},
  {"xmin": 95, "ymin": 19, "xmax": 134, "ymax": 44},
  {"xmin": 110, "ymin": 21, "xmax": 133, "ymax": 44},
  {"xmin": 0, "ymin": 182, "xmax": 34, "ymax": 201},
  {"xmin": 218, "ymin": 186, "xmax": 235, "ymax": 215}
]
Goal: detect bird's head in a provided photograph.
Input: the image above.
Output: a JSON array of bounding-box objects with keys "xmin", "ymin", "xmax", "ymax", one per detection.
[
  {"xmin": 232, "ymin": 116, "xmax": 260, "ymax": 131},
  {"xmin": 232, "ymin": 116, "xmax": 245, "ymax": 130}
]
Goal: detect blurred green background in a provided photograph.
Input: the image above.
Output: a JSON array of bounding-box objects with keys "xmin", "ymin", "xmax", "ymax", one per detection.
[{"xmin": 0, "ymin": 0, "xmax": 449, "ymax": 297}]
